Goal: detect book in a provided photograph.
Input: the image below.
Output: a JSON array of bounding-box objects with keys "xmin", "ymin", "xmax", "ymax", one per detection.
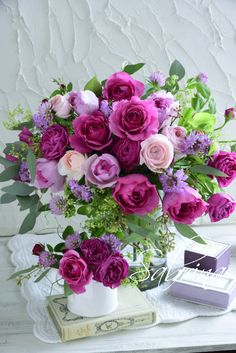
[{"xmin": 47, "ymin": 286, "xmax": 157, "ymax": 342}]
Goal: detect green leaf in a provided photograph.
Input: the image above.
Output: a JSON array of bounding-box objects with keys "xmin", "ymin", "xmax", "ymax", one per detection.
[
  {"xmin": 8, "ymin": 265, "xmax": 38, "ymax": 280},
  {"xmin": 17, "ymin": 194, "xmax": 39, "ymax": 211},
  {"xmin": 0, "ymin": 164, "xmax": 19, "ymax": 182},
  {"xmin": 208, "ymin": 97, "xmax": 216, "ymax": 114},
  {"xmin": 174, "ymin": 223, "xmax": 206, "ymax": 244},
  {"xmin": 191, "ymin": 94, "xmax": 205, "ymax": 111},
  {"xmin": 189, "ymin": 112, "xmax": 216, "ymax": 132},
  {"xmin": 196, "ymin": 83, "xmax": 210, "ymax": 99},
  {"xmin": 84, "ymin": 76, "xmax": 102, "ymax": 97},
  {"xmin": 39, "ymin": 203, "xmax": 50, "ymax": 212},
  {"xmin": 34, "ymin": 268, "xmax": 51, "ymax": 283},
  {"xmin": 54, "ymin": 242, "xmax": 65, "ymax": 253},
  {"xmin": 64, "ymin": 282, "xmax": 73, "ymax": 297},
  {"xmin": 0, "ymin": 193, "xmax": 16, "ymax": 204},
  {"xmin": 0, "ymin": 156, "xmax": 16, "ymax": 168},
  {"xmin": 77, "ymin": 206, "xmax": 89, "ymax": 215},
  {"xmin": 19, "ymin": 203, "xmax": 39, "ymax": 234},
  {"xmin": 231, "ymin": 144, "xmax": 236, "ymax": 152},
  {"xmin": 123, "ymin": 63, "xmax": 145, "ymax": 75},
  {"xmin": 50, "ymin": 89, "xmax": 61, "ymax": 98},
  {"xmin": 62, "ymin": 225, "xmax": 75, "ymax": 240},
  {"xmin": 2, "ymin": 181, "xmax": 35, "ymax": 196},
  {"xmin": 47, "ymin": 244, "xmax": 54, "ymax": 252},
  {"xmin": 169, "ymin": 60, "xmax": 185, "ymax": 80},
  {"xmin": 123, "ymin": 232, "xmax": 144, "ymax": 244},
  {"xmin": 26, "ymin": 149, "xmax": 36, "ymax": 182},
  {"xmin": 190, "ymin": 165, "xmax": 227, "ymax": 177},
  {"xmin": 67, "ymin": 82, "xmax": 73, "ymax": 92},
  {"xmin": 10, "ymin": 121, "xmax": 34, "ymax": 131},
  {"xmin": 3, "ymin": 142, "xmax": 24, "ymax": 155}
]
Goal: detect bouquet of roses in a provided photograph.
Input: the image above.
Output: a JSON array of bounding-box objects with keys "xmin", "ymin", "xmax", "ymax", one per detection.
[{"xmin": 2, "ymin": 60, "xmax": 236, "ymax": 291}]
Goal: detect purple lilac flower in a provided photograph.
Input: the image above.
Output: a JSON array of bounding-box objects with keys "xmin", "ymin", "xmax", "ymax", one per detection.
[
  {"xmin": 65, "ymin": 232, "xmax": 81, "ymax": 250},
  {"xmin": 19, "ymin": 161, "xmax": 31, "ymax": 182},
  {"xmin": 68, "ymin": 179, "xmax": 93, "ymax": 202},
  {"xmin": 159, "ymin": 168, "xmax": 188, "ymax": 193},
  {"xmin": 33, "ymin": 101, "xmax": 53, "ymax": 132},
  {"xmin": 197, "ymin": 72, "xmax": 208, "ymax": 84},
  {"xmin": 181, "ymin": 131, "xmax": 212, "ymax": 155},
  {"xmin": 49, "ymin": 195, "xmax": 67, "ymax": 215},
  {"xmin": 101, "ymin": 233, "xmax": 122, "ymax": 253},
  {"xmin": 38, "ymin": 251, "xmax": 56, "ymax": 268},
  {"xmin": 149, "ymin": 71, "xmax": 166, "ymax": 86},
  {"xmin": 100, "ymin": 100, "xmax": 112, "ymax": 117}
]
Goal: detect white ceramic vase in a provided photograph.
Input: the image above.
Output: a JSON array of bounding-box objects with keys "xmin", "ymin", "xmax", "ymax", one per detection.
[{"xmin": 67, "ymin": 280, "xmax": 118, "ymax": 317}]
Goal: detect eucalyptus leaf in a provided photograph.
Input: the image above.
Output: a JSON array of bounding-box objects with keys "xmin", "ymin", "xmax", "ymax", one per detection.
[
  {"xmin": 34, "ymin": 268, "xmax": 51, "ymax": 283},
  {"xmin": 123, "ymin": 232, "xmax": 144, "ymax": 244},
  {"xmin": 2, "ymin": 181, "xmax": 35, "ymax": 196},
  {"xmin": 84, "ymin": 76, "xmax": 102, "ymax": 97},
  {"xmin": 123, "ymin": 63, "xmax": 144, "ymax": 75},
  {"xmin": 169, "ymin": 60, "xmax": 185, "ymax": 80},
  {"xmin": 174, "ymin": 222, "xmax": 206, "ymax": 244},
  {"xmin": 17, "ymin": 194, "xmax": 39, "ymax": 211},
  {"xmin": 8, "ymin": 265, "xmax": 38, "ymax": 280},
  {"xmin": 0, "ymin": 193, "xmax": 16, "ymax": 204},
  {"xmin": 19, "ymin": 203, "xmax": 39, "ymax": 234},
  {"xmin": 0, "ymin": 156, "xmax": 16, "ymax": 168},
  {"xmin": 190, "ymin": 165, "xmax": 227, "ymax": 177},
  {"xmin": 26, "ymin": 149, "xmax": 36, "ymax": 182},
  {"xmin": 0, "ymin": 164, "xmax": 19, "ymax": 182}
]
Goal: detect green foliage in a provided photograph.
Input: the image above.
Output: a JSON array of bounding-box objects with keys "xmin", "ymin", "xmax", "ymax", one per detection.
[
  {"xmin": 189, "ymin": 112, "xmax": 216, "ymax": 132},
  {"xmin": 84, "ymin": 76, "xmax": 102, "ymax": 97},
  {"xmin": 34, "ymin": 268, "xmax": 51, "ymax": 283},
  {"xmin": 231, "ymin": 144, "xmax": 236, "ymax": 152},
  {"xmin": 62, "ymin": 226, "xmax": 75, "ymax": 240},
  {"xmin": 17, "ymin": 194, "xmax": 39, "ymax": 211},
  {"xmin": 0, "ymin": 164, "xmax": 20, "ymax": 182},
  {"xmin": 190, "ymin": 165, "xmax": 227, "ymax": 177},
  {"xmin": 64, "ymin": 282, "xmax": 73, "ymax": 297},
  {"xmin": 8, "ymin": 265, "xmax": 38, "ymax": 280},
  {"xmin": 123, "ymin": 63, "xmax": 145, "ymax": 74},
  {"xmin": 0, "ymin": 193, "xmax": 16, "ymax": 204},
  {"xmin": 3, "ymin": 105, "xmax": 32, "ymax": 130},
  {"xmin": 169, "ymin": 60, "xmax": 185, "ymax": 80},
  {"xmin": 19, "ymin": 202, "xmax": 40, "ymax": 234},
  {"xmin": 26, "ymin": 149, "xmax": 36, "ymax": 182},
  {"xmin": 174, "ymin": 223, "xmax": 206, "ymax": 244},
  {"xmin": 0, "ymin": 156, "xmax": 16, "ymax": 168},
  {"xmin": 2, "ymin": 181, "xmax": 35, "ymax": 196}
]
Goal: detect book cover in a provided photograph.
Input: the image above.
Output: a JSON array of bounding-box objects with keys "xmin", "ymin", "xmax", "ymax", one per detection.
[{"xmin": 47, "ymin": 285, "xmax": 157, "ymax": 342}]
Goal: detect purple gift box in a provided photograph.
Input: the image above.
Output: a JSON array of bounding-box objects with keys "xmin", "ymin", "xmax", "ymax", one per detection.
[
  {"xmin": 170, "ymin": 268, "xmax": 236, "ymax": 309},
  {"xmin": 184, "ymin": 239, "xmax": 231, "ymax": 273}
]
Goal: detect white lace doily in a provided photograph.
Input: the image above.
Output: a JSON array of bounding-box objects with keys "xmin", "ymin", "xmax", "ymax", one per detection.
[{"xmin": 8, "ymin": 233, "xmax": 236, "ymax": 343}]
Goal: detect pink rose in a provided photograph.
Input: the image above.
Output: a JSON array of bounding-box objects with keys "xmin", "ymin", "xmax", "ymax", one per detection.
[
  {"xmin": 163, "ymin": 186, "xmax": 208, "ymax": 224},
  {"xmin": 93, "ymin": 252, "xmax": 129, "ymax": 289},
  {"xmin": 40, "ymin": 124, "xmax": 69, "ymax": 160},
  {"xmin": 109, "ymin": 97, "xmax": 159, "ymax": 141},
  {"xmin": 69, "ymin": 90, "xmax": 99, "ymax": 115},
  {"xmin": 50, "ymin": 94, "xmax": 71, "ymax": 118},
  {"xmin": 140, "ymin": 134, "xmax": 174, "ymax": 172},
  {"xmin": 83, "ymin": 153, "xmax": 120, "ymax": 188},
  {"xmin": 149, "ymin": 91, "xmax": 180, "ymax": 128},
  {"xmin": 208, "ymin": 151, "xmax": 236, "ymax": 187},
  {"xmin": 162, "ymin": 126, "xmax": 187, "ymax": 153},
  {"xmin": 70, "ymin": 111, "xmax": 112, "ymax": 153},
  {"xmin": 34, "ymin": 158, "xmax": 65, "ymax": 192},
  {"xmin": 59, "ymin": 250, "xmax": 92, "ymax": 294},
  {"xmin": 58, "ymin": 150, "xmax": 86, "ymax": 180},
  {"xmin": 207, "ymin": 193, "xmax": 236, "ymax": 223},
  {"xmin": 113, "ymin": 174, "xmax": 159, "ymax": 215},
  {"xmin": 18, "ymin": 126, "xmax": 33, "ymax": 146},
  {"xmin": 112, "ymin": 138, "xmax": 141, "ymax": 170},
  {"xmin": 103, "ymin": 71, "xmax": 144, "ymax": 101}
]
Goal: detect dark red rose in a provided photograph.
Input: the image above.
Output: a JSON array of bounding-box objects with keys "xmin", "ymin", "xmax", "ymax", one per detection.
[
  {"xmin": 32, "ymin": 244, "xmax": 45, "ymax": 256},
  {"xmin": 112, "ymin": 138, "xmax": 140, "ymax": 170},
  {"xmin": 80, "ymin": 238, "xmax": 110, "ymax": 267},
  {"xmin": 40, "ymin": 124, "xmax": 69, "ymax": 160},
  {"xmin": 19, "ymin": 126, "xmax": 33, "ymax": 146}
]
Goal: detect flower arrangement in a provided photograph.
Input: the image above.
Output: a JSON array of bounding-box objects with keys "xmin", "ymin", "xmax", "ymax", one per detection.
[{"xmin": 2, "ymin": 60, "xmax": 236, "ymax": 293}]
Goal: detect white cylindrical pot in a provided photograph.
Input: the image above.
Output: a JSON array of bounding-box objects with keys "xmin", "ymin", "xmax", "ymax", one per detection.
[{"xmin": 67, "ymin": 280, "xmax": 118, "ymax": 317}]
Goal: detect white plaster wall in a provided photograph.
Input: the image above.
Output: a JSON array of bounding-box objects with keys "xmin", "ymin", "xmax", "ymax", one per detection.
[{"xmin": 1, "ymin": 0, "xmax": 236, "ymax": 235}]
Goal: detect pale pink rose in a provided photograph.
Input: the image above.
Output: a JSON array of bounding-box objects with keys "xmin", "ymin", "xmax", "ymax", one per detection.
[
  {"xmin": 58, "ymin": 150, "xmax": 86, "ymax": 180},
  {"xmin": 162, "ymin": 126, "xmax": 187, "ymax": 153},
  {"xmin": 69, "ymin": 90, "xmax": 99, "ymax": 115},
  {"xmin": 140, "ymin": 134, "xmax": 174, "ymax": 172},
  {"xmin": 50, "ymin": 94, "xmax": 71, "ymax": 118}
]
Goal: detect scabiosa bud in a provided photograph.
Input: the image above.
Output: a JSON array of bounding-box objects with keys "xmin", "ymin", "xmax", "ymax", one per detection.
[
  {"xmin": 49, "ymin": 195, "xmax": 67, "ymax": 215},
  {"xmin": 38, "ymin": 251, "xmax": 56, "ymax": 268},
  {"xmin": 197, "ymin": 72, "xmax": 208, "ymax": 84},
  {"xmin": 19, "ymin": 161, "xmax": 31, "ymax": 182},
  {"xmin": 33, "ymin": 101, "xmax": 53, "ymax": 132},
  {"xmin": 149, "ymin": 71, "xmax": 166, "ymax": 86},
  {"xmin": 101, "ymin": 233, "xmax": 122, "ymax": 253},
  {"xmin": 225, "ymin": 107, "xmax": 236, "ymax": 122},
  {"xmin": 65, "ymin": 232, "xmax": 81, "ymax": 250},
  {"xmin": 181, "ymin": 131, "xmax": 212, "ymax": 155},
  {"xmin": 159, "ymin": 168, "xmax": 188, "ymax": 193},
  {"xmin": 68, "ymin": 179, "xmax": 93, "ymax": 202},
  {"xmin": 32, "ymin": 243, "xmax": 45, "ymax": 256}
]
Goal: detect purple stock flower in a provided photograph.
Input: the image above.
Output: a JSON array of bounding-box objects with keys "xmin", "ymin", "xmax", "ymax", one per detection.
[
  {"xmin": 149, "ymin": 71, "xmax": 166, "ymax": 86},
  {"xmin": 38, "ymin": 251, "xmax": 56, "ymax": 268},
  {"xmin": 100, "ymin": 100, "xmax": 112, "ymax": 117},
  {"xmin": 33, "ymin": 101, "xmax": 53, "ymax": 132},
  {"xmin": 197, "ymin": 72, "xmax": 208, "ymax": 84},
  {"xmin": 181, "ymin": 131, "xmax": 212, "ymax": 155},
  {"xmin": 159, "ymin": 168, "xmax": 188, "ymax": 193},
  {"xmin": 68, "ymin": 179, "xmax": 93, "ymax": 202},
  {"xmin": 101, "ymin": 233, "xmax": 122, "ymax": 253},
  {"xmin": 19, "ymin": 161, "xmax": 31, "ymax": 182},
  {"xmin": 65, "ymin": 232, "xmax": 81, "ymax": 250},
  {"xmin": 49, "ymin": 195, "xmax": 67, "ymax": 215}
]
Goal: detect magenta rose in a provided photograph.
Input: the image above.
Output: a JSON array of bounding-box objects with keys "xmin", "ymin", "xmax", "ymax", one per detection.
[
  {"xmin": 83, "ymin": 153, "xmax": 120, "ymax": 188},
  {"xmin": 93, "ymin": 252, "xmax": 129, "ymax": 289},
  {"xmin": 163, "ymin": 186, "xmax": 208, "ymax": 224},
  {"xmin": 112, "ymin": 138, "xmax": 141, "ymax": 170},
  {"xmin": 70, "ymin": 111, "xmax": 112, "ymax": 153},
  {"xmin": 109, "ymin": 97, "xmax": 159, "ymax": 141},
  {"xmin": 207, "ymin": 193, "xmax": 236, "ymax": 223},
  {"xmin": 80, "ymin": 238, "xmax": 110, "ymax": 267},
  {"xmin": 103, "ymin": 71, "xmax": 144, "ymax": 101},
  {"xmin": 113, "ymin": 174, "xmax": 159, "ymax": 215},
  {"xmin": 40, "ymin": 124, "xmax": 69, "ymax": 160},
  {"xmin": 59, "ymin": 250, "xmax": 92, "ymax": 294},
  {"xmin": 19, "ymin": 126, "xmax": 33, "ymax": 146},
  {"xmin": 34, "ymin": 158, "xmax": 65, "ymax": 192},
  {"xmin": 208, "ymin": 151, "xmax": 236, "ymax": 187}
]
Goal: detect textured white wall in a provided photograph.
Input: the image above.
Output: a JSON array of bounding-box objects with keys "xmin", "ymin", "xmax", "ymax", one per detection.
[{"xmin": 1, "ymin": 0, "xmax": 236, "ymax": 235}]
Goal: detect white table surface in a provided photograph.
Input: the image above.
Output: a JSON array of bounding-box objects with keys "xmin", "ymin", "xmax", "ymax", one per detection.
[{"xmin": 1, "ymin": 224, "xmax": 236, "ymax": 353}]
